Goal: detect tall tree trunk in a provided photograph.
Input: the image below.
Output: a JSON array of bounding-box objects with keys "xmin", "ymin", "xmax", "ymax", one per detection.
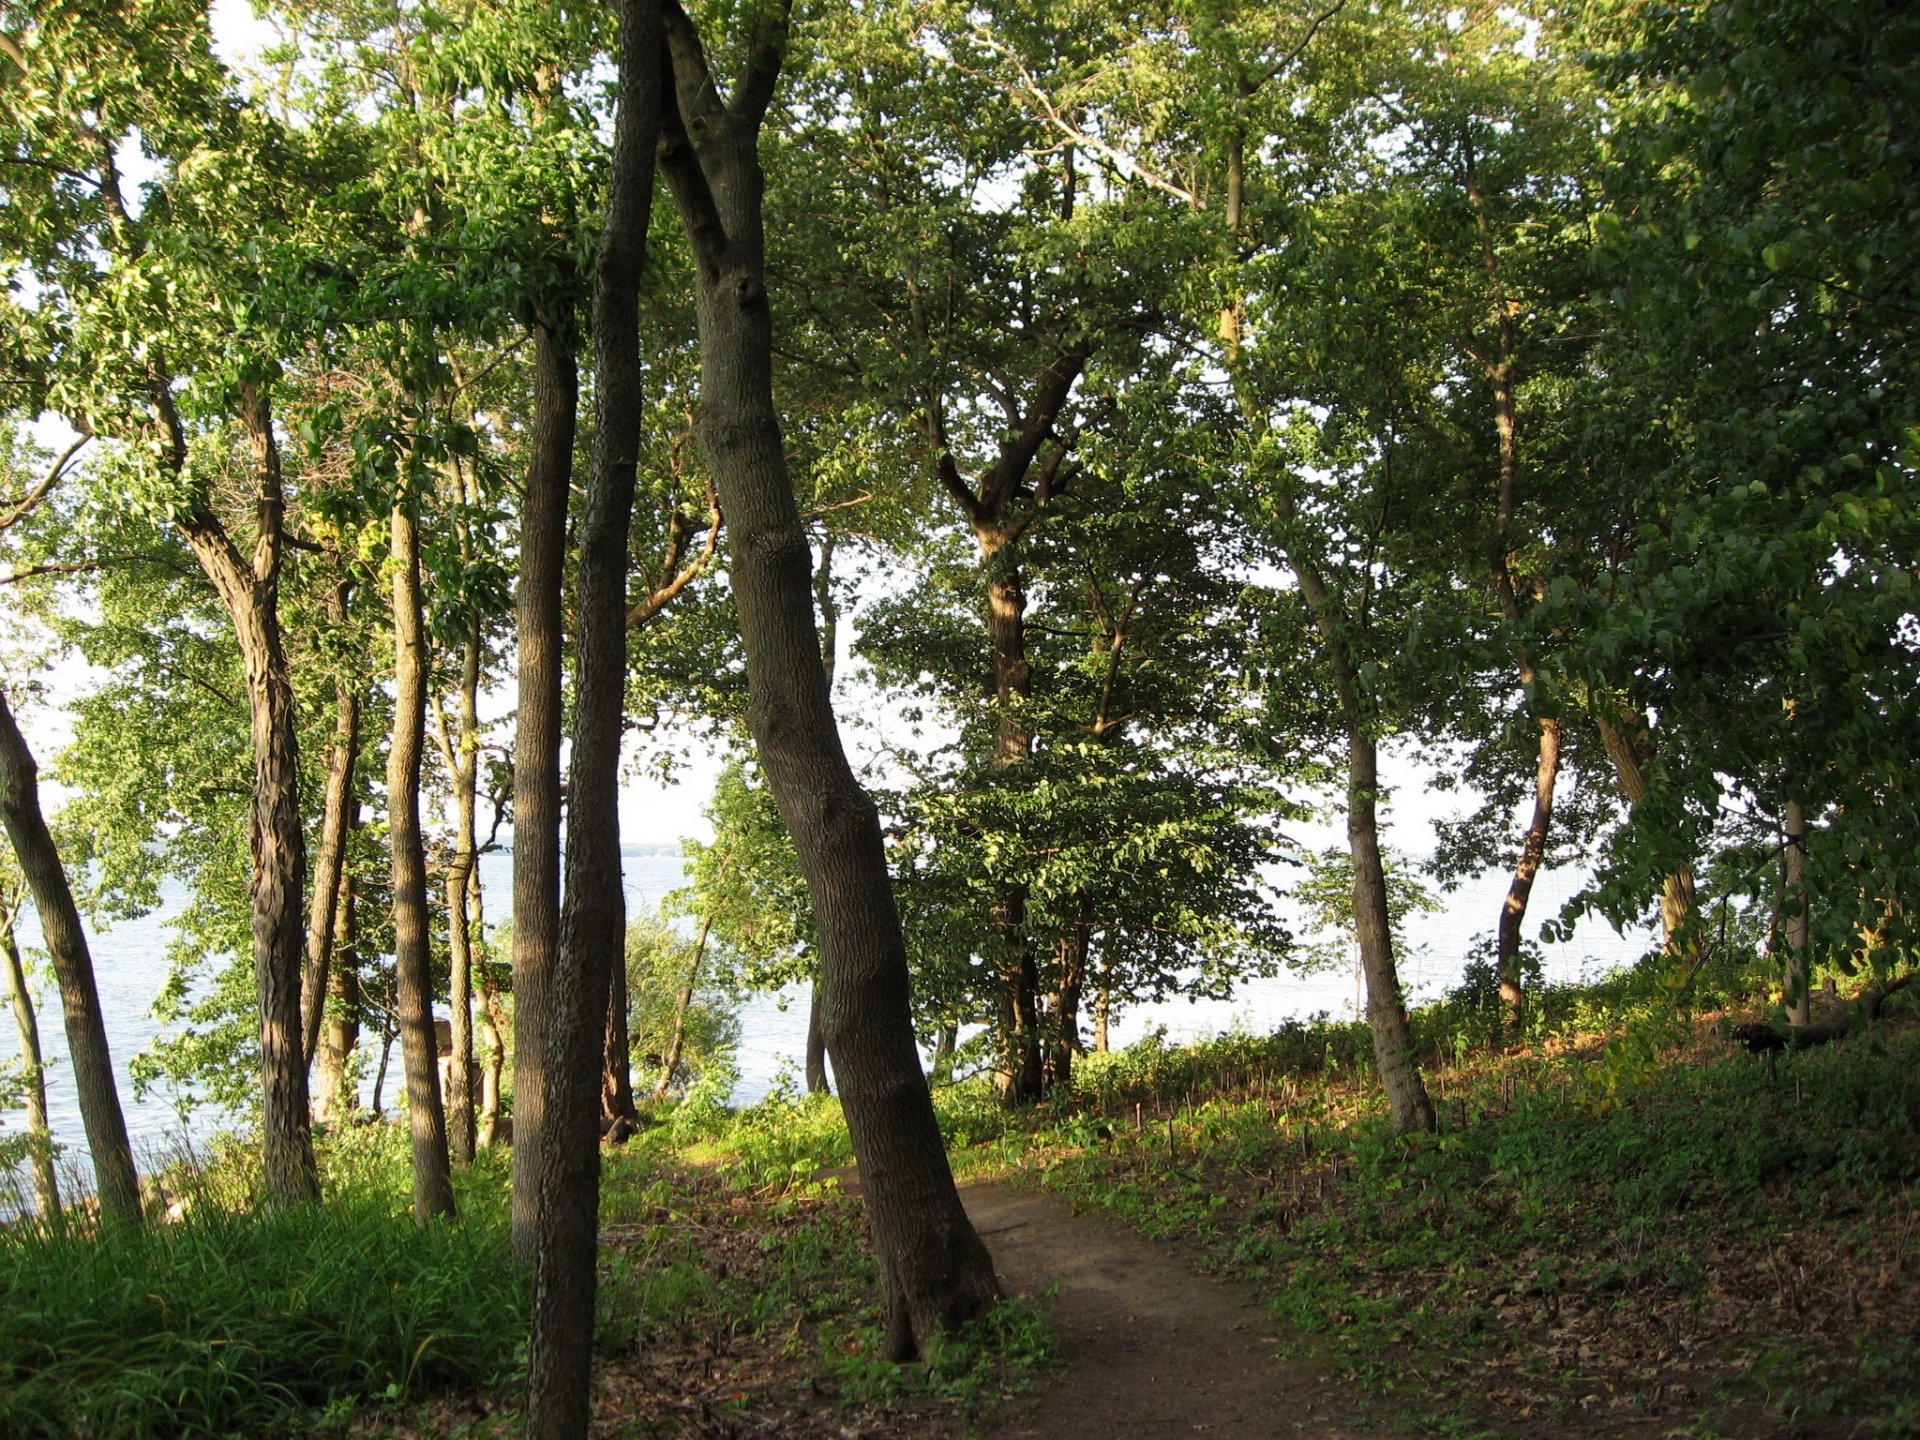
[
  {"xmin": 439, "ymin": 619, "xmax": 483, "ymax": 1165},
  {"xmin": 1, "ymin": 894, "xmax": 59, "ymax": 1218},
  {"xmin": 175, "ymin": 384, "xmax": 318, "ymax": 1205},
  {"xmin": 524, "ymin": 1, "xmax": 656, "ymax": 1430},
  {"xmin": 659, "ymin": 0, "xmax": 999, "ymax": 1360},
  {"xmin": 1466, "ymin": 137, "xmax": 1558, "ymax": 1039},
  {"xmin": 1596, "ymin": 704, "xmax": 1697, "ymax": 950},
  {"xmin": 1346, "ymin": 726, "xmax": 1436, "ymax": 1135},
  {"xmin": 302, "ymin": 577, "xmax": 361, "ymax": 1072},
  {"xmin": 0, "ymin": 689, "xmax": 141, "ymax": 1221},
  {"xmin": 388, "ymin": 502, "xmax": 455, "ymax": 1223},
  {"xmin": 511, "ymin": 307, "xmax": 577, "ymax": 1263},
  {"xmin": 1784, "ymin": 799, "xmax": 1811, "ymax": 1026},
  {"xmin": 1093, "ymin": 986, "xmax": 1110, "ymax": 1054}
]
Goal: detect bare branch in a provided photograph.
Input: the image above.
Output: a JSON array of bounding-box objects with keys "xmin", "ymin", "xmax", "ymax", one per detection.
[{"xmin": 0, "ymin": 434, "xmax": 88, "ymax": 535}]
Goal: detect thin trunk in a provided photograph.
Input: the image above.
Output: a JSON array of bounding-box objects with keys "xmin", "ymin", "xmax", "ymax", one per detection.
[
  {"xmin": 388, "ymin": 502, "xmax": 455, "ymax": 1223},
  {"xmin": 440, "ymin": 619, "xmax": 482, "ymax": 1166},
  {"xmin": 1093, "ymin": 986, "xmax": 1110, "ymax": 1053},
  {"xmin": 524, "ymin": 2, "xmax": 656, "ymax": 1430},
  {"xmin": 0, "ymin": 689, "xmax": 141, "ymax": 1220},
  {"xmin": 1496, "ymin": 716, "xmax": 1560, "ymax": 1034},
  {"xmin": 371, "ymin": 1021, "xmax": 393, "ymax": 1116},
  {"xmin": 1785, "ymin": 799, "xmax": 1810, "ymax": 1026},
  {"xmin": 654, "ymin": 910, "xmax": 716, "ymax": 1100},
  {"xmin": 1596, "ymin": 705, "xmax": 1697, "ymax": 950},
  {"xmin": 511, "ymin": 306, "xmax": 576, "ymax": 1263},
  {"xmin": 1, "ymin": 897, "xmax": 59, "ymax": 1218},
  {"xmin": 1347, "ymin": 727, "xmax": 1437, "ymax": 1135},
  {"xmin": 302, "ymin": 578, "xmax": 361, "ymax": 1071},
  {"xmin": 805, "ymin": 535, "xmax": 837, "ymax": 1096},
  {"xmin": 478, "ymin": 967, "xmax": 508, "ymax": 1147},
  {"xmin": 311, "ymin": 876, "xmax": 360, "ymax": 1125},
  {"xmin": 1466, "ymin": 136, "xmax": 1558, "ymax": 1040},
  {"xmin": 660, "ymin": 0, "xmax": 1000, "ymax": 1360},
  {"xmin": 985, "ymin": 555, "xmax": 1042, "ymax": 1105},
  {"xmin": 176, "ymin": 384, "xmax": 317, "ymax": 1205}
]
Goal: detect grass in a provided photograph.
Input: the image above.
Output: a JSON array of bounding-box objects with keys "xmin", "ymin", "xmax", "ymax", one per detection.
[{"xmin": 0, "ymin": 1127, "xmax": 524, "ymax": 1439}]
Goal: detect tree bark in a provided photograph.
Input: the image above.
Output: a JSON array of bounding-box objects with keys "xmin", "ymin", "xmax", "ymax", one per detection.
[
  {"xmin": 805, "ymin": 535, "xmax": 837, "ymax": 1096},
  {"xmin": 523, "ymin": 1, "xmax": 658, "ymax": 1430},
  {"xmin": 1, "ymin": 893, "xmax": 59, "ymax": 1218},
  {"xmin": 440, "ymin": 618, "xmax": 483, "ymax": 1165},
  {"xmin": 388, "ymin": 502, "xmax": 456, "ymax": 1223},
  {"xmin": 601, "ymin": 960, "xmax": 638, "ymax": 1128},
  {"xmin": 1784, "ymin": 799, "xmax": 1810, "ymax": 1026},
  {"xmin": 301, "ymin": 576, "xmax": 361, "ymax": 1073},
  {"xmin": 1496, "ymin": 715, "xmax": 1559, "ymax": 1033},
  {"xmin": 511, "ymin": 306, "xmax": 577, "ymax": 1263},
  {"xmin": 658, "ymin": 0, "xmax": 1000, "ymax": 1360},
  {"xmin": 1044, "ymin": 905, "xmax": 1090, "ymax": 1091},
  {"xmin": 310, "ymin": 892, "xmax": 360, "ymax": 1129},
  {"xmin": 175, "ymin": 383, "xmax": 318, "ymax": 1205},
  {"xmin": 0, "ymin": 689, "xmax": 141, "ymax": 1221}
]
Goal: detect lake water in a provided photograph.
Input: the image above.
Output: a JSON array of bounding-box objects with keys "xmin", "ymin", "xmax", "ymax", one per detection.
[{"xmin": 2, "ymin": 844, "xmax": 1649, "ymax": 1206}]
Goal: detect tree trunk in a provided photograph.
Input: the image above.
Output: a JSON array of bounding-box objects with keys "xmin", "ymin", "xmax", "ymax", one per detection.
[
  {"xmin": 1093, "ymin": 986, "xmax": 1110, "ymax": 1053},
  {"xmin": 659, "ymin": 1, "xmax": 999, "ymax": 1359},
  {"xmin": 930, "ymin": 1021, "xmax": 958, "ymax": 1085},
  {"xmin": 511, "ymin": 307, "xmax": 577, "ymax": 1263},
  {"xmin": 1043, "ymin": 901, "xmax": 1090, "ymax": 1092},
  {"xmin": 1347, "ymin": 726, "xmax": 1437, "ymax": 1136},
  {"xmin": 1596, "ymin": 704, "xmax": 1697, "ymax": 950},
  {"xmin": 805, "ymin": 537, "xmax": 837, "ymax": 1096},
  {"xmin": 1496, "ymin": 715, "xmax": 1560, "ymax": 1034},
  {"xmin": 388, "ymin": 502, "xmax": 456, "ymax": 1223},
  {"xmin": 441, "ymin": 619, "xmax": 483, "ymax": 1166},
  {"xmin": 1784, "ymin": 799, "xmax": 1810, "ymax": 1026},
  {"xmin": 301, "ymin": 577, "xmax": 361, "ymax": 1072},
  {"xmin": 478, "ymin": 966, "xmax": 508, "ymax": 1147},
  {"xmin": 175, "ymin": 384, "xmax": 317, "ymax": 1205},
  {"xmin": 523, "ymin": 2, "xmax": 657, "ymax": 1430},
  {"xmin": 1, "ymin": 894, "xmax": 59, "ymax": 1218},
  {"xmin": 600, "ymin": 960, "xmax": 638, "ymax": 1127},
  {"xmin": 804, "ymin": 978, "xmax": 831, "ymax": 1095},
  {"xmin": 311, "ymin": 875, "xmax": 361, "ymax": 1125},
  {"xmin": 0, "ymin": 688, "xmax": 143, "ymax": 1221}
]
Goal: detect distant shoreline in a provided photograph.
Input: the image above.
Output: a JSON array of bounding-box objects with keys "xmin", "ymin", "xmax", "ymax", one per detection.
[{"xmin": 491, "ymin": 840, "xmax": 685, "ymax": 859}]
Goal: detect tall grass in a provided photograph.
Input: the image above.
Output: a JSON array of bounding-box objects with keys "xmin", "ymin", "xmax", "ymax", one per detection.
[{"xmin": 0, "ymin": 1127, "xmax": 525, "ymax": 1439}]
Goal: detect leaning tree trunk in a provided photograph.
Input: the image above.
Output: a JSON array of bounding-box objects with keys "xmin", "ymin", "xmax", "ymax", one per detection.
[
  {"xmin": 523, "ymin": 1, "xmax": 657, "ymax": 1432},
  {"xmin": 659, "ymin": 0, "xmax": 999, "ymax": 1360},
  {"xmin": 388, "ymin": 502, "xmax": 456, "ymax": 1224},
  {"xmin": 0, "ymin": 689, "xmax": 141, "ymax": 1221},
  {"xmin": 176, "ymin": 384, "xmax": 318, "ymax": 1206},
  {"xmin": 301, "ymin": 576, "xmax": 361, "ymax": 1073},
  {"xmin": 1495, "ymin": 714, "xmax": 1560, "ymax": 1033},
  {"xmin": 1, "ymin": 893, "xmax": 59, "ymax": 1218},
  {"xmin": 511, "ymin": 304, "xmax": 577, "ymax": 1264}
]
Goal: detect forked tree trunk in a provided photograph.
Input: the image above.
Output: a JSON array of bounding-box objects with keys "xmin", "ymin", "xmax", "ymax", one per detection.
[
  {"xmin": 388, "ymin": 503, "xmax": 455, "ymax": 1223},
  {"xmin": 1, "ymin": 895, "xmax": 59, "ymax": 1218},
  {"xmin": 523, "ymin": 1, "xmax": 657, "ymax": 1430},
  {"xmin": 659, "ymin": 0, "xmax": 999, "ymax": 1360},
  {"xmin": 176, "ymin": 384, "xmax": 317, "ymax": 1205},
  {"xmin": 302, "ymin": 576, "xmax": 361, "ymax": 1071},
  {"xmin": 0, "ymin": 690, "xmax": 141, "ymax": 1221},
  {"xmin": 511, "ymin": 308, "xmax": 577, "ymax": 1264}
]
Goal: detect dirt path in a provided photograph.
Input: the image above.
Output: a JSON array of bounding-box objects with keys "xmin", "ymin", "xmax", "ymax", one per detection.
[{"xmin": 962, "ymin": 1182, "xmax": 1399, "ymax": 1439}]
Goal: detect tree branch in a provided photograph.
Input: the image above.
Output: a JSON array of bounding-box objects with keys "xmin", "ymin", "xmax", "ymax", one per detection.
[
  {"xmin": 731, "ymin": 0, "xmax": 792, "ymax": 125},
  {"xmin": 0, "ymin": 433, "xmax": 87, "ymax": 535}
]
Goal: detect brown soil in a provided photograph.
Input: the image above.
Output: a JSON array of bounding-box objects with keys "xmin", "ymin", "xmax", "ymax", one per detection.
[{"xmin": 963, "ymin": 1181, "xmax": 1400, "ymax": 1439}]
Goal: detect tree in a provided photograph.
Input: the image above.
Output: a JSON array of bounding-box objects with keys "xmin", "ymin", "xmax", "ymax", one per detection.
[
  {"xmin": 0, "ymin": 864, "xmax": 58, "ymax": 1217},
  {"xmin": 0, "ymin": 687, "xmax": 141, "ymax": 1221},
  {"xmin": 657, "ymin": 0, "xmax": 1000, "ymax": 1358}
]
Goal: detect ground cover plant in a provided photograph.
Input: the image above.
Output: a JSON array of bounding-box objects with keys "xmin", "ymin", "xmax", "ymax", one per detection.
[{"xmin": 998, "ymin": 980, "xmax": 1920, "ymax": 1438}]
